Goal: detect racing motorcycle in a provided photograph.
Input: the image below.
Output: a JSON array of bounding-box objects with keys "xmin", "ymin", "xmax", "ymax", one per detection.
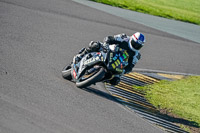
[{"xmin": 62, "ymin": 44, "xmax": 129, "ymax": 88}]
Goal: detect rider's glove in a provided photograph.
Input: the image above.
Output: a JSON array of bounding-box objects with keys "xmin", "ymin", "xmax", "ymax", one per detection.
[{"xmin": 104, "ymin": 36, "xmax": 115, "ymax": 44}]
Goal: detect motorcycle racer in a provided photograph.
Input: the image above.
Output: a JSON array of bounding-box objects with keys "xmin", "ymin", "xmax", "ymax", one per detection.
[{"xmin": 75, "ymin": 32, "xmax": 145, "ymax": 85}]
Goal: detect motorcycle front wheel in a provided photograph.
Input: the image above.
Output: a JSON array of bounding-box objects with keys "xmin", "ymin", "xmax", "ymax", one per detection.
[
  {"xmin": 76, "ymin": 67, "xmax": 106, "ymax": 88},
  {"xmin": 62, "ymin": 65, "xmax": 72, "ymax": 80}
]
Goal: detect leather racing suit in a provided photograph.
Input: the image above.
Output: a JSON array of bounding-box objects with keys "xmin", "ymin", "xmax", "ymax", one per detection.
[
  {"xmin": 76, "ymin": 33, "xmax": 141, "ymax": 85},
  {"xmin": 104, "ymin": 33, "xmax": 141, "ymax": 74}
]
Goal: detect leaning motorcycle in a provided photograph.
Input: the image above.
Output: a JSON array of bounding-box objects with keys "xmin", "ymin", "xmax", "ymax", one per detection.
[{"xmin": 62, "ymin": 44, "xmax": 129, "ymax": 88}]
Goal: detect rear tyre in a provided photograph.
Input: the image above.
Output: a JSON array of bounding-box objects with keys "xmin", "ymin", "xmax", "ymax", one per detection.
[
  {"xmin": 62, "ymin": 65, "xmax": 72, "ymax": 80},
  {"xmin": 76, "ymin": 67, "xmax": 105, "ymax": 88}
]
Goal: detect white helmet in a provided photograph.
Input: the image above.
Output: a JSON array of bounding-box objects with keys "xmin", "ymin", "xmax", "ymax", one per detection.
[{"xmin": 129, "ymin": 32, "xmax": 145, "ymax": 51}]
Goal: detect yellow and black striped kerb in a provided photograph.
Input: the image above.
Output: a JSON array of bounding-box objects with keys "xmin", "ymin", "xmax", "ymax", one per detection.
[{"xmin": 105, "ymin": 72, "xmax": 188, "ymax": 133}]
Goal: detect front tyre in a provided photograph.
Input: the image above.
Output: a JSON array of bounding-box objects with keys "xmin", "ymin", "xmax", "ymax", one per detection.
[
  {"xmin": 62, "ymin": 65, "xmax": 72, "ymax": 80},
  {"xmin": 76, "ymin": 67, "xmax": 106, "ymax": 88}
]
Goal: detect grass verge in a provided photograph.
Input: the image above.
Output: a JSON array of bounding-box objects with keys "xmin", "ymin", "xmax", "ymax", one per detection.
[
  {"xmin": 133, "ymin": 76, "xmax": 200, "ymax": 132},
  {"xmin": 90, "ymin": 0, "xmax": 200, "ymax": 25}
]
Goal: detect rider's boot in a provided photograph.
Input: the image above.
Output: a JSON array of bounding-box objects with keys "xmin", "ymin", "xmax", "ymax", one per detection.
[
  {"xmin": 110, "ymin": 76, "xmax": 120, "ymax": 85},
  {"xmin": 106, "ymin": 75, "xmax": 121, "ymax": 85}
]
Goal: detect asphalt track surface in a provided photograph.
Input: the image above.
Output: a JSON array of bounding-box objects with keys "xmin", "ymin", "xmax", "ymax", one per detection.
[
  {"xmin": 0, "ymin": 0, "xmax": 200, "ymax": 133},
  {"xmin": 74, "ymin": 0, "xmax": 200, "ymax": 44}
]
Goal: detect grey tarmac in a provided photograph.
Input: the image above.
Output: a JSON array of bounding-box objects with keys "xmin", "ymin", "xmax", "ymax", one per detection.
[{"xmin": 0, "ymin": 0, "xmax": 199, "ymax": 133}]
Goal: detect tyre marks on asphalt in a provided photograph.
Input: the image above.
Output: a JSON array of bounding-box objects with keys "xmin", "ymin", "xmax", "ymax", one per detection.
[{"xmin": 105, "ymin": 72, "xmax": 188, "ymax": 133}]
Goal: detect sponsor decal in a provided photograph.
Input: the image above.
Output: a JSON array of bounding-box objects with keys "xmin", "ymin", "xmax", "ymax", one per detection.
[
  {"xmin": 101, "ymin": 56, "xmax": 104, "ymax": 61},
  {"xmin": 73, "ymin": 70, "xmax": 76, "ymax": 78},
  {"xmin": 112, "ymin": 64, "xmax": 116, "ymax": 69},
  {"xmin": 83, "ymin": 56, "xmax": 100, "ymax": 65}
]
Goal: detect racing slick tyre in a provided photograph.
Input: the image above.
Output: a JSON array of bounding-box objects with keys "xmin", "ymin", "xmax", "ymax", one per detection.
[
  {"xmin": 76, "ymin": 67, "xmax": 106, "ymax": 88},
  {"xmin": 62, "ymin": 65, "xmax": 72, "ymax": 80}
]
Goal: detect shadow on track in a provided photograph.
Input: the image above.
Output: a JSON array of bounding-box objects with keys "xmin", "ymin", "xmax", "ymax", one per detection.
[
  {"xmin": 81, "ymin": 86, "xmax": 199, "ymax": 130},
  {"xmin": 81, "ymin": 86, "xmax": 121, "ymax": 104}
]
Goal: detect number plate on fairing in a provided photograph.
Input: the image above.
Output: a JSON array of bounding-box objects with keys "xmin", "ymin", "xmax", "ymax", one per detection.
[{"xmin": 83, "ymin": 56, "xmax": 100, "ymax": 66}]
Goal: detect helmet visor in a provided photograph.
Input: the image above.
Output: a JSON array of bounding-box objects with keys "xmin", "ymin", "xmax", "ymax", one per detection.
[{"xmin": 131, "ymin": 39, "xmax": 143, "ymax": 50}]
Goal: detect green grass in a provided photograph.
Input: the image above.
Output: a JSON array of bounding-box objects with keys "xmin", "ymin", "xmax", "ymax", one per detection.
[
  {"xmin": 133, "ymin": 76, "xmax": 200, "ymax": 127},
  {"xmin": 91, "ymin": 0, "xmax": 200, "ymax": 25}
]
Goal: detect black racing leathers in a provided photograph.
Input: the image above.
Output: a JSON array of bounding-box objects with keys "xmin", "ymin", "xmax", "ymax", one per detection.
[
  {"xmin": 104, "ymin": 34, "xmax": 141, "ymax": 74},
  {"xmin": 77, "ymin": 33, "xmax": 141, "ymax": 85}
]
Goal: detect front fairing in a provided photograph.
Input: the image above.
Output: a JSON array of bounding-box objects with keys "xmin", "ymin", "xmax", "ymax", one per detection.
[
  {"xmin": 71, "ymin": 51, "xmax": 107, "ymax": 82},
  {"xmin": 71, "ymin": 45, "xmax": 129, "ymax": 82}
]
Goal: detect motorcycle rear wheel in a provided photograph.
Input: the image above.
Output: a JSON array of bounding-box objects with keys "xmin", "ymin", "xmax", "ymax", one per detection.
[
  {"xmin": 76, "ymin": 67, "xmax": 105, "ymax": 88},
  {"xmin": 62, "ymin": 65, "xmax": 72, "ymax": 80}
]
